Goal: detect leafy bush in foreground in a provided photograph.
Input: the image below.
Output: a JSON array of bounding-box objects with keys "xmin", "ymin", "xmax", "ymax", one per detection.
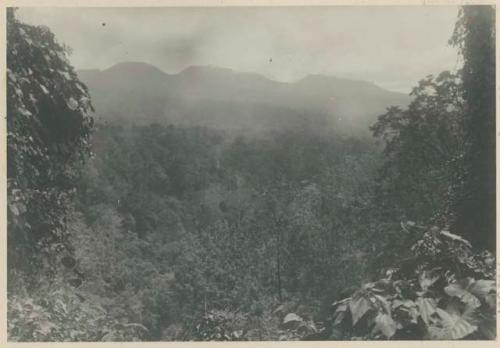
[
  {"xmin": 8, "ymin": 282, "xmax": 146, "ymax": 342},
  {"xmin": 327, "ymin": 223, "xmax": 496, "ymax": 340}
]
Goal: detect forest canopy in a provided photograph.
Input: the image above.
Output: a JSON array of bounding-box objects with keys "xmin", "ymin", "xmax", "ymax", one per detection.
[{"xmin": 6, "ymin": 5, "xmax": 496, "ymax": 342}]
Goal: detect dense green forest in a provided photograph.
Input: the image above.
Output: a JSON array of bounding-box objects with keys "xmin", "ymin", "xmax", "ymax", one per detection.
[{"xmin": 6, "ymin": 6, "xmax": 496, "ymax": 341}]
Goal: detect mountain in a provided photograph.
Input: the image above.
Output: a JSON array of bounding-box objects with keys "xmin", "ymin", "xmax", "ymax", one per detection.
[{"xmin": 77, "ymin": 62, "xmax": 411, "ymax": 136}]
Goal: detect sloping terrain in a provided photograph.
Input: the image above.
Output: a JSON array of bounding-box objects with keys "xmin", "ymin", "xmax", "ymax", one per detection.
[{"xmin": 78, "ymin": 62, "xmax": 411, "ymax": 136}]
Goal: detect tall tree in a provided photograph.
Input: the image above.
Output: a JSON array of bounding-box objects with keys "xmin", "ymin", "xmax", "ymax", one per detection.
[
  {"xmin": 450, "ymin": 6, "xmax": 496, "ymax": 251},
  {"xmin": 7, "ymin": 9, "xmax": 94, "ymax": 281}
]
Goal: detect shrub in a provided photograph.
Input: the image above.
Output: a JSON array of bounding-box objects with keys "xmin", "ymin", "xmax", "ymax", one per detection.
[
  {"xmin": 327, "ymin": 223, "xmax": 496, "ymax": 340},
  {"xmin": 8, "ymin": 282, "xmax": 146, "ymax": 342}
]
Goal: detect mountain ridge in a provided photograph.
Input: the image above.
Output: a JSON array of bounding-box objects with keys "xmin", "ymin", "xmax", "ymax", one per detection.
[
  {"xmin": 77, "ymin": 61, "xmax": 411, "ymax": 136},
  {"xmin": 82, "ymin": 61, "xmax": 403, "ymax": 92}
]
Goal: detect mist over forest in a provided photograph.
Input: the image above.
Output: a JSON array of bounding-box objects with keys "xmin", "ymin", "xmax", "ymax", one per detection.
[
  {"xmin": 77, "ymin": 62, "xmax": 410, "ymax": 136},
  {"xmin": 6, "ymin": 6, "xmax": 496, "ymax": 342}
]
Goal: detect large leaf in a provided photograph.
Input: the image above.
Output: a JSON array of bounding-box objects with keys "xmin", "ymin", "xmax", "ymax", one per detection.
[
  {"xmin": 433, "ymin": 307, "xmax": 477, "ymax": 339},
  {"xmin": 439, "ymin": 230, "xmax": 472, "ymax": 248},
  {"xmin": 372, "ymin": 313, "xmax": 397, "ymax": 338},
  {"xmin": 283, "ymin": 312, "xmax": 302, "ymax": 324},
  {"xmin": 485, "ymin": 293, "xmax": 496, "ymax": 310},
  {"xmin": 332, "ymin": 309, "xmax": 347, "ymax": 327},
  {"xmin": 283, "ymin": 313, "xmax": 303, "ymax": 329},
  {"xmin": 373, "ymin": 294, "xmax": 391, "ymax": 315},
  {"xmin": 392, "ymin": 299, "xmax": 416, "ymax": 309},
  {"xmin": 349, "ymin": 294, "xmax": 372, "ymax": 325},
  {"xmin": 332, "ymin": 299, "xmax": 349, "ymax": 327},
  {"xmin": 332, "ymin": 297, "xmax": 350, "ymax": 310},
  {"xmin": 415, "ymin": 297, "xmax": 436, "ymax": 325},
  {"xmin": 468, "ymin": 280, "xmax": 495, "ymax": 299},
  {"xmin": 418, "ymin": 270, "xmax": 440, "ymax": 293},
  {"xmin": 445, "ymin": 281, "xmax": 481, "ymax": 309}
]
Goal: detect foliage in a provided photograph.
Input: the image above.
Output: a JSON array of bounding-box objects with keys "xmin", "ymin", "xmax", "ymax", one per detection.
[
  {"xmin": 328, "ymin": 224, "xmax": 496, "ymax": 340},
  {"xmin": 320, "ymin": 6, "xmax": 497, "ymax": 341},
  {"xmin": 449, "ymin": 6, "xmax": 496, "ymax": 250},
  {"xmin": 7, "ymin": 5, "xmax": 496, "ymax": 342},
  {"xmin": 371, "ymin": 71, "xmax": 464, "ymax": 225},
  {"xmin": 371, "ymin": 5, "xmax": 496, "ymax": 252},
  {"xmin": 183, "ymin": 306, "xmax": 319, "ymax": 341},
  {"xmin": 7, "ymin": 8, "xmax": 94, "ymax": 278},
  {"xmin": 45, "ymin": 122, "xmax": 379, "ymax": 340},
  {"xmin": 8, "ymin": 282, "xmax": 146, "ymax": 342},
  {"xmin": 191, "ymin": 309, "xmax": 248, "ymax": 341}
]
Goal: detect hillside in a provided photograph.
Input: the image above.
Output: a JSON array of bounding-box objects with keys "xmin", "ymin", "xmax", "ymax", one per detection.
[
  {"xmin": 77, "ymin": 62, "xmax": 411, "ymax": 136},
  {"xmin": 9, "ymin": 6, "xmax": 497, "ymax": 343}
]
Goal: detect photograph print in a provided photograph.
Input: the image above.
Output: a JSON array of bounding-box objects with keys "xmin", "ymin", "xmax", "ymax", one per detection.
[{"xmin": 5, "ymin": 2, "xmax": 497, "ymax": 342}]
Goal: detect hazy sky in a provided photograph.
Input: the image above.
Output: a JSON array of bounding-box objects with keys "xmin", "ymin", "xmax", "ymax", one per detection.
[{"xmin": 18, "ymin": 6, "xmax": 460, "ymax": 93}]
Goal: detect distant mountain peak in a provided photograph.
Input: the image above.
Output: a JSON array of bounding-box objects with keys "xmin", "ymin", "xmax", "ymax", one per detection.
[
  {"xmin": 104, "ymin": 61, "xmax": 169, "ymax": 76},
  {"xmin": 77, "ymin": 61, "xmax": 411, "ymax": 136}
]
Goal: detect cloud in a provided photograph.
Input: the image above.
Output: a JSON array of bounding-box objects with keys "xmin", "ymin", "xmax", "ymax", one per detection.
[{"xmin": 17, "ymin": 6, "xmax": 459, "ymax": 93}]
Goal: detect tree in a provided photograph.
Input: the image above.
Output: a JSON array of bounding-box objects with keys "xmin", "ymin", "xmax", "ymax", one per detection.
[
  {"xmin": 449, "ymin": 6, "xmax": 496, "ymax": 251},
  {"xmin": 7, "ymin": 8, "xmax": 94, "ymax": 281},
  {"xmin": 371, "ymin": 71, "xmax": 465, "ymax": 225},
  {"xmin": 372, "ymin": 5, "xmax": 496, "ymax": 252}
]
